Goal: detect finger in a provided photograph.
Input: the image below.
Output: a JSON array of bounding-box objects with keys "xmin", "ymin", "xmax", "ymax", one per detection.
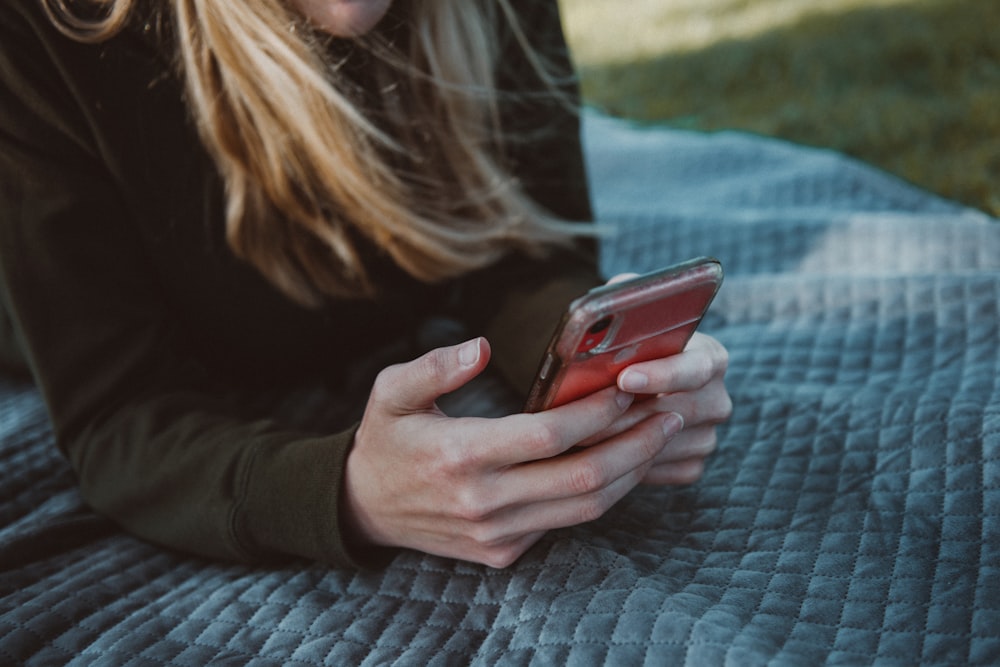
[
  {"xmin": 651, "ymin": 423, "xmax": 718, "ymax": 464},
  {"xmin": 642, "ymin": 424, "xmax": 720, "ymax": 486},
  {"xmin": 580, "ymin": 372, "xmax": 732, "ymax": 448},
  {"xmin": 478, "ymin": 424, "xmax": 675, "ymax": 539},
  {"xmin": 381, "ymin": 414, "xmax": 688, "ymax": 567},
  {"xmin": 642, "ymin": 457, "xmax": 707, "ymax": 485},
  {"xmin": 618, "ymin": 333, "xmax": 729, "ymax": 395},
  {"xmin": 500, "ymin": 469, "xmax": 643, "ymax": 536},
  {"xmin": 655, "ymin": 381, "xmax": 733, "ymax": 426},
  {"xmin": 444, "ymin": 530, "xmax": 548, "ymax": 570},
  {"xmin": 495, "ymin": 412, "xmax": 684, "ymax": 507},
  {"xmin": 372, "ymin": 338, "xmax": 491, "ymax": 414},
  {"xmin": 472, "ymin": 386, "xmax": 635, "ymax": 466},
  {"xmin": 576, "ymin": 396, "xmax": 664, "ymax": 447},
  {"xmin": 403, "ymin": 417, "xmax": 696, "ymax": 566}
]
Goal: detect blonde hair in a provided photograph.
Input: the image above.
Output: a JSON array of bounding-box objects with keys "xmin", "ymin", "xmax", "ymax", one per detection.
[{"xmin": 42, "ymin": 0, "xmax": 583, "ymax": 305}]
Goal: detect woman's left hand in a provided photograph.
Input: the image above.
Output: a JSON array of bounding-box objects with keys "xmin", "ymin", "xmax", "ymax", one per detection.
[
  {"xmin": 614, "ymin": 332, "xmax": 732, "ymax": 484},
  {"xmin": 584, "ymin": 274, "xmax": 733, "ymax": 485}
]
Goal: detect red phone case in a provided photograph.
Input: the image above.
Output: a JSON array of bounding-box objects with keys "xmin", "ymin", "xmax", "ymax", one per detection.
[{"xmin": 524, "ymin": 257, "xmax": 723, "ymax": 413}]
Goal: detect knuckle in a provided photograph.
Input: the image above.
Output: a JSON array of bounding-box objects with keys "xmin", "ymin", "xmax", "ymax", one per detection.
[
  {"xmin": 675, "ymin": 459, "xmax": 706, "ymax": 485},
  {"xmin": 429, "ymin": 435, "xmax": 466, "ymax": 476},
  {"xmin": 568, "ymin": 460, "xmax": 608, "ymax": 495},
  {"xmin": 480, "ymin": 545, "xmax": 522, "ymax": 570},
  {"xmin": 716, "ymin": 343, "xmax": 730, "ymax": 373},
  {"xmin": 641, "ymin": 423, "xmax": 669, "ymax": 459},
  {"xmin": 696, "ymin": 427, "xmax": 719, "ymax": 456},
  {"xmin": 694, "ymin": 353, "xmax": 718, "ymax": 387},
  {"xmin": 682, "ymin": 425, "xmax": 718, "ymax": 457},
  {"xmin": 465, "ymin": 520, "xmax": 492, "ymax": 543},
  {"xmin": 523, "ymin": 421, "xmax": 561, "ymax": 456},
  {"xmin": 706, "ymin": 335, "xmax": 729, "ymax": 371},
  {"xmin": 577, "ymin": 492, "xmax": 613, "ymax": 524},
  {"xmin": 466, "ymin": 520, "xmax": 513, "ymax": 554},
  {"xmin": 708, "ymin": 428, "xmax": 720, "ymax": 453},
  {"xmin": 415, "ymin": 347, "xmax": 450, "ymax": 384},
  {"xmin": 438, "ymin": 433, "xmax": 483, "ymax": 471},
  {"xmin": 369, "ymin": 365, "xmax": 400, "ymax": 403},
  {"xmin": 697, "ymin": 390, "xmax": 732, "ymax": 425},
  {"xmin": 716, "ymin": 393, "xmax": 734, "ymax": 422},
  {"xmin": 451, "ymin": 487, "xmax": 494, "ymax": 523},
  {"xmin": 686, "ymin": 338, "xmax": 729, "ymax": 388}
]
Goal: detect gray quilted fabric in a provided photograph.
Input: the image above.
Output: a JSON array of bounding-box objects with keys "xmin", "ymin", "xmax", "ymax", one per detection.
[{"xmin": 2, "ymin": 113, "xmax": 998, "ymax": 666}]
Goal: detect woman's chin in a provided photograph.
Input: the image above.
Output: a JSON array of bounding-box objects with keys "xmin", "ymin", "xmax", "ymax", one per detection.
[{"xmin": 305, "ymin": 0, "xmax": 393, "ymax": 37}]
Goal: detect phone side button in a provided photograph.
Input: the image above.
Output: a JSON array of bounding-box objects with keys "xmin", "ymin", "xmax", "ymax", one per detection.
[{"xmin": 539, "ymin": 354, "xmax": 555, "ymax": 380}]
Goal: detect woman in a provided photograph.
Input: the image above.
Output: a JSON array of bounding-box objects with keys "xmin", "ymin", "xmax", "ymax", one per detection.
[{"xmin": 0, "ymin": 0, "xmax": 731, "ymax": 568}]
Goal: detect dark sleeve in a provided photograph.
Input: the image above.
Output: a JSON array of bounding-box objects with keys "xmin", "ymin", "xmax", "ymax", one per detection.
[
  {"xmin": 458, "ymin": 0, "xmax": 602, "ymax": 397},
  {"xmin": 0, "ymin": 2, "xmax": 372, "ymax": 568}
]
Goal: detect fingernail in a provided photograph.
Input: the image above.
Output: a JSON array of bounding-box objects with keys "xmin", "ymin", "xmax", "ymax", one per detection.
[
  {"xmin": 616, "ymin": 391, "xmax": 635, "ymax": 410},
  {"xmin": 620, "ymin": 370, "xmax": 649, "ymax": 392},
  {"xmin": 458, "ymin": 339, "xmax": 480, "ymax": 367},
  {"xmin": 662, "ymin": 412, "xmax": 684, "ymax": 437}
]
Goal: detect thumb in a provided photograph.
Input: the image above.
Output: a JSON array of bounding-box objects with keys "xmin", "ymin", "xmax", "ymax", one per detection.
[{"xmin": 376, "ymin": 337, "xmax": 491, "ymax": 414}]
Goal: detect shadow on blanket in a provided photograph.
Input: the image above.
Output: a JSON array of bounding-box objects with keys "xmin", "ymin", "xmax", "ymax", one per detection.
[{"xmin": 2, "ymin": 112, "xmax": 998, "ymax": 666}]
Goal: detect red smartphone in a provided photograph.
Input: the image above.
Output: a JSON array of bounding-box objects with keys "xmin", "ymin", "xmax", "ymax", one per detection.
[{"xmin": 524, "ymin": 257, "xmax": 723, "ymax": 413}]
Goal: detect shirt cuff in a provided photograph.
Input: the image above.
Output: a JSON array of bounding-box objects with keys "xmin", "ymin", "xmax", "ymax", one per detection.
[{"xmin": 235, "ymin": 423, "xmax": 395, "ymax": 569}]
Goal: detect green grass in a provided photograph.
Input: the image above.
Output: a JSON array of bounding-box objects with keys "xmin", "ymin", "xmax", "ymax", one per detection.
[{"xmin": 559, "ymin": 0, "xmax": 1000, "ymax": 216}]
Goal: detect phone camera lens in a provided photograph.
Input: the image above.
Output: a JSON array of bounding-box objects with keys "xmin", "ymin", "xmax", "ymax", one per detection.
[
  {"xmin": 577, "ymin": 315, "xmax": 615, "ymax": 355},
  {"xmin": 588, "ymin": 316, "xmax": 613, "ymax": 335}
]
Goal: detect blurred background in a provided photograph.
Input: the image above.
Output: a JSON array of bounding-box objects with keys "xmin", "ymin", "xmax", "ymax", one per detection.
[{"xmin": 559, "ymin": 0, "xmax": 1000, "ymax": 216}]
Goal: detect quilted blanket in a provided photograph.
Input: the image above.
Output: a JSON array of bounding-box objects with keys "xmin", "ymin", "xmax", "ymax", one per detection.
[{"xmin": 2, "ymin": 112, "xmax": 999, "ymax": 666}]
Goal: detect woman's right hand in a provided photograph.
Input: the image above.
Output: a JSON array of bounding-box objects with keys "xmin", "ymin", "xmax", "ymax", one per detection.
[{"xmin": 342, "ymin": 337, "xmax": 683, "ymax": 568}]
